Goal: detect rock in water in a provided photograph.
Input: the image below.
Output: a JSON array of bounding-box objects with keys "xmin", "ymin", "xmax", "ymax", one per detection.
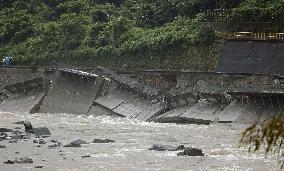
[
  {"xmin": 9, "ymin": 140, "xmax": 17, "ymax": 143},
  {"xmin": 149, "ymin": 144, "xmax": 185, "ymax": 151},
  {"xmin": 14, "ymin": 157, "xmax": 33, "ymax": 164},
  {"xmin": 0, "ymin": 132, "xmax": 8, "ymax": 140},
  {"xmin": 0, "ymin": 128, "xmax": 13, "ymax": 132},
  {"xmin": 48, "ymin": 139, "xmax": 61, "ymax": 148},
  {"xmin": 81, "ymin": 153, "xmax": 91, "ymax": 158},
  {"xmin": 39, "ymin": 139, "xmax": 46, "ymax": 144},
  {"xmin": 3, "ymin": 160, "xmax": 14, "ymax": 164},
  {"xmin": 92, "ymin": 139, "xmax": 115, "ymax": 143},
  {"xmin": 13, "ymin": 130, "xmax": 22, "ymax": 135},
  {"xmin": 34, "ymin": 127, "xmax": 51, "ymax": 136},
  {"xmin": 177, "ymin": 147, "xmax": 204, "ymax": 156},
  {"xmin": 24, "ymin": 121, "xmax": 34, "ymax": 133},
  {"xmin": 63, "ymin": 139, "xmax": 87, "ymax": 147},
  {"xmin": 48, "ymin": 143, "xmax": 61, "ymax": 148},
  {"xmin": 13, "ymin": 121, "xmax": 25, "ymax": 125},
  {"xmin": 51, "ymin": 139, "xmax": 60, "ymax": 143}
]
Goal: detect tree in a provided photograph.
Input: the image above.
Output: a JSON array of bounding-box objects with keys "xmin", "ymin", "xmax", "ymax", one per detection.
[{"xmin": 240, "ymin": 112, "xmax": 284, "ymax": 169}]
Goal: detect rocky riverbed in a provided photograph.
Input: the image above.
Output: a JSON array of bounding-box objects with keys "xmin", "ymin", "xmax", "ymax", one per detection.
[{"xmin": 0, "ymin": 111, "xmax": 278, "ymax": 171}]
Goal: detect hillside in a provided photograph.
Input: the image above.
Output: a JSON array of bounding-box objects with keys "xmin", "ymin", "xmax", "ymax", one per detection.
[{"xmin": 0, "ymin": 0, "xmax": 283, "ymax": 70}]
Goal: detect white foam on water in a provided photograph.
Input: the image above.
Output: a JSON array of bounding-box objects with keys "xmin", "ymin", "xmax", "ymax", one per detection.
[{"xmin": 0, "ymin": 111, "xmax": 279, "ymax": 170}]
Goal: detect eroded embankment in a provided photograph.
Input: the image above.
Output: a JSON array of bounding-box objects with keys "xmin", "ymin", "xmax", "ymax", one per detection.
[
  {"xmin": 0, "ymin": 67, "xmax": 49, "ymax": 113},
  {"xmin": 1, "ymin": 67, "xmax": 284, "ymax": 124},
  {"xmin": 154, "ymin": 72, "xmax": 284, "ymax": 124}
]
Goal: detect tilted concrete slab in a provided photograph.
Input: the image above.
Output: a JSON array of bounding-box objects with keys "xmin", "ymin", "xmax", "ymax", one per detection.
[
  {"xmin": 215, "ymin": 100, "xmax": 243, "ymax": 123},
  {"xmin": 178, "ymin": 101, "xmax": 220, "ymax": 124},
  {"xmin": 95, "ymin": 87, "xmax": 129, "ymax": 110},
  {"xmin": 39, "ymin": 71, "xmax": 101, "ymax": 114},
  {"xmin": 222, "ymin": 94, "xmax": 284, "ymax": 124},
  {"xmin": 0, "ymin": 74, "xmax": 46, "ymax": 114},
  {"xmin": 0, "ymin": 88, "xmax": 45, "ymax": 113},
  {"xmin": 100, "ymin": 67, "xmax": 161, "ymax": 100},
  {"xmin": 93, "ymin": 87, "xmax": 165, "ymax": 121},
  {"xmin": 215, "ymin": 96, "xmax": 284, "ymax": 124},
  {"xmin": 154, "ymin": 105, "xmax": 193, "ymax": 123},
  {"xmin": 233, "ymin": 100, "xmax": 263, "ymax": 124},
  {"xmin": 258, "ymin": 106, "xmax": 281, "ymax": 122},
  {"xmin": 155, "ymin": 101, "xmax": 221, "ymax": 124},
  {"xmin": 87, "ymin": 103, "xmax": 123, "ymax": 117}
]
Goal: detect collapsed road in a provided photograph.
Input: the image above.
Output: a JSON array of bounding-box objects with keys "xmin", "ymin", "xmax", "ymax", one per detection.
[
  {"xmin": 1, "ymin": 66, "xmax": 283, "ymax": 125},
  {"xmin": 0, "ymin": 39, "xmax": 282, "ymax": 170}
]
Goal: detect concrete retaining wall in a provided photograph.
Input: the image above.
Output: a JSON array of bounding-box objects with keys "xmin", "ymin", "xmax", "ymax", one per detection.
[{"xmin": 216, "ymin": 40, "xmax": 284, "ymax": 75}]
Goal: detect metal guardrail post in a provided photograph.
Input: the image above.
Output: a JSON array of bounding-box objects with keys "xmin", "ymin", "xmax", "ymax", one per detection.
[{"xmin": 225, "ymin": 32, "xmax": 284, "ymax": 40}]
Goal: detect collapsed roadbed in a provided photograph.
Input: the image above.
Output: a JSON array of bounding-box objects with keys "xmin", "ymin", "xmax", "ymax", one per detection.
[{"xmin": 1, "ymin": 67, "xmax": 284, "ymax": 124}]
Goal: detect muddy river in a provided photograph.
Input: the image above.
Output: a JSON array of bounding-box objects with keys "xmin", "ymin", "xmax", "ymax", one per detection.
[{"xmin": 0, "ymin": 112, "xmax": 278, "ymax": 171}]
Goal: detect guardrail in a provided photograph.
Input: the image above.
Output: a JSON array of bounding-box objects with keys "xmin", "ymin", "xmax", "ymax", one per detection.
[
  {"xmin": 204, "ymin": 9, "xmax": 274, "ymax": 23},
  {"xmin": 225, "ymin": 32, "xmax": 284, "ymax": 40},
  {"xmin": 204, "ymin": 9, "xmax": 230, "ymax": 22}
]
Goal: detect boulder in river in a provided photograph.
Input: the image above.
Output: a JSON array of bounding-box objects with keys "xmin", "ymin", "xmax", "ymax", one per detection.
[
  {"xmin": 0, "ymin": 145, "xmax": 6, "ymax": 148},
  {"xmin": 4, "ymin": 157, "xmax": 33, "ymax": 164},
  {"xmin": 48, "ymin": 139, "xmax": 61, "ymax": 148},
  {"xmin": 14, "ymin": 121, "xmax": 25, "ymax": 124},
  {"xmin": 23, "ymin": 121, "xmax": 34, "ymax": 133},
  {"xmin": 9, "ymin": 140, "xmax": 17, "ymax": 143},
  {"xmin": 81, "ymin": 153, "xmax": 91, "ymax": 158},
  {"xmin": 177, "ymin": 147, "xmax": 204, "ymax": 156},
  {"xmin": 13, "ymin": 130, "xmax": 22, "ymax": 135},
  {"xmin": 14, "ymin": 157, "xmax": 33, "ymax": 164},
  {"xmin": 92, "ymin": 139, "xmax": 115, "ymax": 143},
  {"xmin": 0, "ymin": 132, "xmax": 8, "ymax": 140},
  {"xmin": 3, "ymin": 160, "xmax": 14, "ymax": 164},
  {"xmin": 0, "ymin": 128, "xmax": 13, "ymax": 132},
  {"xmin": 51, "ymin": 139, "xmax": 60, "ymax": 143},
  {"xmin": 48, "ymin": 143, "xmax": 61, "ymax": 148},
  {"xmin": 15, "ymin": 121, "xmax": 51, "ymax": 136},
  {"xmin": 149, "ymin": 144, "xmax": 185, "ymax": 151},
  {"xmin": 63, "ymin": 139, "xmax": 87, "ymax": 147},
  {"xmin": 34, "ymin": 127, "xmax": 51, "ymax": 137},
  {"xmin": 39, "ymin": 139, "xmax": 46, "ymax": 144}
]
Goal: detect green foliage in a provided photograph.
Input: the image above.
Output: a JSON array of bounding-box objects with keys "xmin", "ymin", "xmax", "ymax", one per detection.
[
  {"xmin": 229, "ymin": 0, "xmax": 284, "ymax": 22},
  {"xmin": 120, "ymin": 17, "xmax": 216, "ymax": 55},
  {"xmin": 0, "ymin": 0, "xmax": 223, "ymax": 69},
  {"xmin": 240, "ymin": 112, "xmax": 284, "ymax": 169}
]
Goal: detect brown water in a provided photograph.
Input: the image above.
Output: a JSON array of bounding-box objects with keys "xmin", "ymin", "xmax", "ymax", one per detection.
[{"xmin": 0, "ymin": 112, "xmax": 278, "ymax": 171}]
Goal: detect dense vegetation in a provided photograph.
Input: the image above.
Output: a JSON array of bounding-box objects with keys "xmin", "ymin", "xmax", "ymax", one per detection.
[
  {"xmin": 0, "ymin": 0, "xmax": 283, "ymax": 69},
  {"xmin": 229, "ymin": 0, "xmax": 284, "ymax": 23}
]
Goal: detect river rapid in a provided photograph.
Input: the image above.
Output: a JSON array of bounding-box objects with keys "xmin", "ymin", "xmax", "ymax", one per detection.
[{"xmin": 0, "ymin": 112, "xmax": 278, "ymax": 171}]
